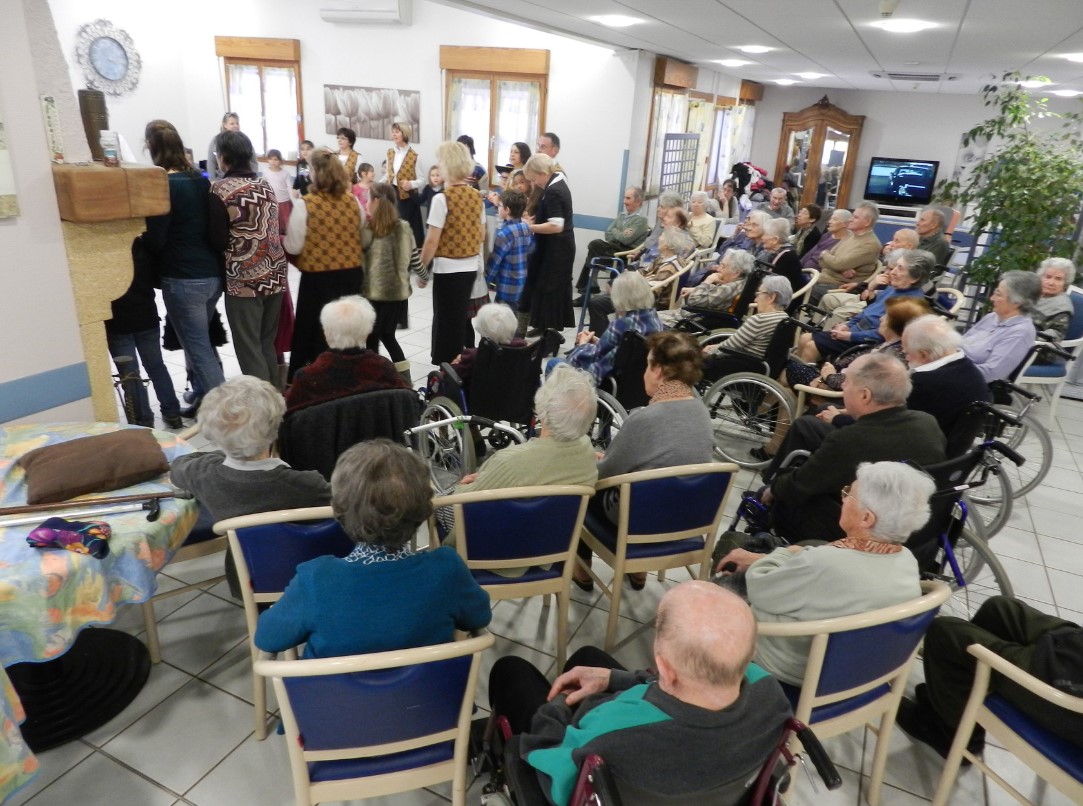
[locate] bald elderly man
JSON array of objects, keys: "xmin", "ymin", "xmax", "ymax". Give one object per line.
[{"xmin": 488, "ymin": 581, "xmax": 792, "ymax": 804}]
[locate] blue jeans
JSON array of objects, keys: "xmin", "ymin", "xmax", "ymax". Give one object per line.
[
  {"xmin": 161, "ymin": 276, "xmax": 225, "ymax": 398},
  {"xmin": 107, "ymin": 329, "xmax": 181, "ymax": 423}
]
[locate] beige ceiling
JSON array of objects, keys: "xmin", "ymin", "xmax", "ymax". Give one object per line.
[{"xmin": 438, "ymin": 0, "xmax": 1083, "ymax": 95}]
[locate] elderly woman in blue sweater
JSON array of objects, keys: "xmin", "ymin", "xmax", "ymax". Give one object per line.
[
  {"xmin": 255, "ymin": 439, "xmax": 491, "ymax": 658},
  {"xmin": 796, "ymin": 249, "xmax": 934, "ymax": 363}
]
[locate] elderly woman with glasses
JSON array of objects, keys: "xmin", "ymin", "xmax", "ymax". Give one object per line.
[
  {"xmin": 961, "ymin": 269, "xmax": 1040, "ymax": 382},
  {"xmin": 701, "ymin": 275, "xmax": 792, "ymax": 383},
  {"xmin": 714, "ymin": 461, "xmax": 930, "ymax": 685},
  {"xmin": 255, "ymin": 439, "xmax": 492, "ymax": 659},
  {"xmin": 796, "ymin": 249, "xmax": 934, "ymax": 363}
]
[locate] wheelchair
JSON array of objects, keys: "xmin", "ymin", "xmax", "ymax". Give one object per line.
[
  {"xmin": 479, "ymin": 712, "xmax": 840, "ymax": 806},
  {"xmin": 587, "ymin": 329, "xmax": 648, "ymax": 453},
  {"xmin": 406, "ymin": 330, "xmax": 563, "ymax": 493},
  {"xmin": 698, "ymin": 318, "xmax": 800, "ymax": 470}
]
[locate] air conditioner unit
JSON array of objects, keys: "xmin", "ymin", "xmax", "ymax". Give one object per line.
[{"xmin": 320, "ymin": 0, "xmax": 410, "ymax": 24}]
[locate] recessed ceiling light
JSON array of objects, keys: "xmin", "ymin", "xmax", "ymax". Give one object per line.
[
  {"xmin": 1052, "ymin": 89, "xmax": 1082, "ymax": 97},
  {"xmin": 775, "ymin": 79, "xmax": 798, "ymax": 85},
  {"xmin": 737, "ymin": 45, "xmax": 772, "ymax": 54},
  {"xmin": 796, "ymin": 72, "xmax": 826, "ymax": 80},
  {"xmin": 588, "ymin": 14, "xmax": 643, "ymax": 27},
  {"xmin": 714, "ymin": 59, "xmax": 751, "ymax": 67},
  {"xmin": 1062, "ymin": 53, "xmax": 1083, "ymax": 63},
  {"xmin": 1018, "ymin": 79, "xmax": 1052, "ymax": 88},
  {"xmin": 870, "ymin": 18, "xmax": 937, "ymax": 33},
  {"xmin": 904, "ymin": 61, "xmax": 921, "ymax": 66}
]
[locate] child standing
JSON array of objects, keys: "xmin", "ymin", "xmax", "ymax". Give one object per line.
[
  {"xmin": 263, "ymin": 149, "xmax": 294, "ymax": 237},
  {"xmin": 352, "ymin": 162, "xmax": 377, "ymax": 213},
  {"xmin": 361, "ymin": 182, "xmax": 430, "ymax": 379},
  {"xmin": 291, "ymin": 140, "xmax": 314, "ymax": 198},
  {"xmin": 417, "ymin": 165, "xmax": 444, "ymax": 225},
  {"xmin": 485, "ymin": 189, "xmax": 534, "ymax": 310}
]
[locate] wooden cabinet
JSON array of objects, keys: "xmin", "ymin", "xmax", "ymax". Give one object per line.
[{"xmin": 774, "ymin": 97, "xmax": 864, "ymax": 211}]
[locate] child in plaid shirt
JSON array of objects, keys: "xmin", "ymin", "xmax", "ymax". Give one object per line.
[{"xmin": 486, "ymin": 189, "xmax": 534, "ymax": 308}]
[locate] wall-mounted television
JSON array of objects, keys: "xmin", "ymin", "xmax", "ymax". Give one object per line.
[{"xmin": 863, "ymin": 157, "xmax": 940, "ymax": 207}]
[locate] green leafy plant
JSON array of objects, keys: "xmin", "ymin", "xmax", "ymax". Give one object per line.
[{"xmin": 935, "ymin": 71, "xmax": 1083, "ymax": 284}]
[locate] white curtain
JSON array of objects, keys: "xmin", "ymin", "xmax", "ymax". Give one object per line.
[
  {"xmin": 227, "ymin": 64, "xmax": 264, "ymax": 153},
  {"xmin": 646, "ymin": 90, "xmax": 689, "ymax": 195}
]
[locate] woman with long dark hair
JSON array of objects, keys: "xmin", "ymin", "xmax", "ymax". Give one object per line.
[{"xmin": 143, "ymin": 120, "xmax": 225, "ymax": 411}]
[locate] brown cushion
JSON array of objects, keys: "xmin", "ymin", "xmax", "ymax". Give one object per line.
[{"xmin": 17, "ymin": 429, "xmax": 170, "ymax": 505}]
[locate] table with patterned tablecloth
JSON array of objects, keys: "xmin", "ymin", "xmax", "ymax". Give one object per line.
[{"xmin": 0, "ymin": 422, "xmax": 196, "ymax": 803}]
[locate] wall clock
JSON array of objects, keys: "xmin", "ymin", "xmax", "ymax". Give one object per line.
[{"xmin": 75, "ymin": 20, "xmax": 142, "ymax": 97}]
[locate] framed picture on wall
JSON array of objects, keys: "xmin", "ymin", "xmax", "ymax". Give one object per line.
[
  {"xmin": 0, "ymin": 118, "xmax": 19, "ymax": 219},
  {"xmin": 324, "ymin": 85, "xmax": 420, "ymax": 142}
]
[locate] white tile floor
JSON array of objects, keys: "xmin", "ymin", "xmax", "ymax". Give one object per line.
[{"xmin": 11, "ymin": 271, "xmax": 1083, "ymax": 805}]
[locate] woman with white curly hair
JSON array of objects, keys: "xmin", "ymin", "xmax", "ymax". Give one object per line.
[
  {"xmin": 285, "ymin": 295, "xmax": 408, "ymax": 413},
  {"xmin": 170, "ymin": 375, "xmax": 332, "ymax": 597},
  {"xmin": 715, "ymin": 460, "xmax": 930, "ymax": 684}
]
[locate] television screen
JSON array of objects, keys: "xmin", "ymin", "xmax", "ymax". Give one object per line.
[{"xmin": 863, "ymin": 157, "xmax": 940, "ymax": 206}]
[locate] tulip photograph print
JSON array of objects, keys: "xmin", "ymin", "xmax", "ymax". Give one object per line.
[{"xmin": 324, "ymin": 85, "xmax": 421, "ymax": 141}]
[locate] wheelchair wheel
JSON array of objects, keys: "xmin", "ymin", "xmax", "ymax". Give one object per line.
[
  {"xmin": 962, "ymin": 463, "xmax": 1014, "ymax": 538},
  {"xmin": 939, "ymin": 516, "xmax": 1015, "ymax": 622},
  {"xmin": 702, "ymin": 373, "xmax": 796, "ymax": 470},
  {"xmin": 994, "ymin": 405, "xmax": 1053, "ymax": 499},
  {"xmin": 591, "ymin": 391, "xmax": 627, "ymax": 451},
  {"xmin": 418, "ymin": 397, "xmax": 476, "ymax": 495}
]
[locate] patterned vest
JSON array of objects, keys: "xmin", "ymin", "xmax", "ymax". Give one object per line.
[
  {"xmin": 342, "ymin": 151, "xmax": 359, "ymax": 184},
  {"xmin": 210, "ymin": 176, "xmax": 287, "ymax": 297},
  {"xmin": 388, "ymin": 147, "xmax": 418, "ymax": 200},
  {"xmin": 435, "ymin": 185, "xmax": 483, "ymax": 260},
  {"xmin": 298, "ymin": 193, "xmax": 363, "ymax": 272}
]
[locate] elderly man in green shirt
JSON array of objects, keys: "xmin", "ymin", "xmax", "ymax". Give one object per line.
[{"xmin": 574, "ymin": 186, "xmax": 650, "ymax": 301}]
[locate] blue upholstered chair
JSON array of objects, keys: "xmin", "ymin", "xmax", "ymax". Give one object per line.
[
  {"xmin": 435, "ymin": 485, "xmax": 593, "ymax": 669},
  {"xmin": 1017, "ymin": 286, "xmax": 1083, "ymax": 425},
  {"xmin": 756, "ymin": 579, "xmax": 952, "ymax": 806},
  {"xmin": 254, "ymin": 630, "xmax": 493, "ymax": 806},
  {"xmin": 578, "ymin": 463, "xmax": 737, "ymax": 651},
  {"xmin": 217, "ymin": 506, "xmax": 354, "ymax": 739},
  {"xmin": 931, "ymin": 643, "xmax": 1083, "ymax": 806}
]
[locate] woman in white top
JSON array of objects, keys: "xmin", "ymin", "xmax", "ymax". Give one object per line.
[
  {"xmin": 386, "ymin": 121, "xmax": 426, "ymax": 248},
  {"xmin": 420, "ymin": 141, "xmax": 487, "ymax": 365}
]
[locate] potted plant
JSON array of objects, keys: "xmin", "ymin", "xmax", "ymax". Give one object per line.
[{"xmin": 935, "ymin": 71, "xmax": 1083, "ymax": 289}]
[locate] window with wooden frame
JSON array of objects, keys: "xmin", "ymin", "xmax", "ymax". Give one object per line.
[
  {"xmin": 440, "ymin": 47, "xmax": 548, "ymax": 182},
  {"xmin": 214, "ymin": 37, "xmax": 303, "ymax": 159}
]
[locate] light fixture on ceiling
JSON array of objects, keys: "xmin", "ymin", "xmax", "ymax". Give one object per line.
[
  {"xmin": 1052, "ymin": 89, "xmax": 1082, "ymax": 97},
  {"xmin": 776, "ymin": 79, "xmax": 798, "ymax": 85},
  {"xmin": 796, "ymin": 72, "xmax": 826, "ymax": 80},
  {"xmin": 737, "ymin": 45, "xmax": 772, "ymax": 54},
  {"xmin": 1018, "ymin": 79, "xmax": 1053, "ymax": 89},
  {"xmin": 588, "ymin": 14, "xmax": 643, "ymax": 27},
  {"xmin": 1062, "ymin": 53, "xmax": 1083, "ymax": 63},
  {"xmin": 871, "ymin": 18, "xmax": 936, "ymax": 33},
  {"xmin": 715, "ymin": 59, "xmax": 751, "ymax": 67}
]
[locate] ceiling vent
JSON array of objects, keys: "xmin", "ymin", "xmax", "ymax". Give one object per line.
[
  {"xmin": 870, "ymin": 71, "xmax": 961, "ymax": 82},
  {"xmin": 320, "ymin": 0, "xmax": 411, "ymax": 24}
]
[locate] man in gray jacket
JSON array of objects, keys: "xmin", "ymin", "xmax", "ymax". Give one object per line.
[{"xmin": 487, "ymin": 582, "xmax": 792, "ymax": 803}]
